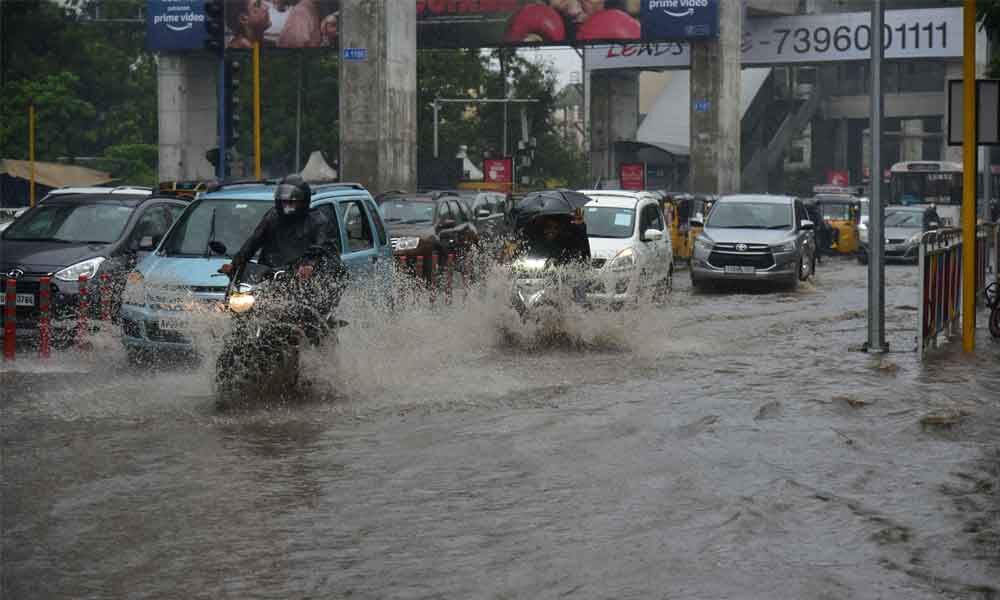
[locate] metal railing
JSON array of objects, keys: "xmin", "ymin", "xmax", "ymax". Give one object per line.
[{"xmin": 918, "ymin": 228, "xmax": 963, "ymax": 357}]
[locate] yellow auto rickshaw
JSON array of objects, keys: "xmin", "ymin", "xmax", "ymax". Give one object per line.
[
  {"xmin": 813, "ymin": 187, "xmax": 861, "ymax": 255},
  {"xmin": 158, "ymin": 180, "xmax": 213, "ymax": 199},
  {"xmin": 661, "ymin": 193, "xmax": 715, "ymax": 262}
]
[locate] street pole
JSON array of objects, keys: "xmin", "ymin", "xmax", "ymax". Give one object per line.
[
  {"xmin": 295, "ymin": 52, "xmax": 302, "ymax": 172},
  {"xmin": 866, "ymin": 0, "xmax": 887, "ymax": 353},
  {"xmin": 961, "ymin": 0, "xmax": 977, "ymax": 352},
  {"xmin": 501, "ymin": 50, "xmax": 509, "ymax": 157},
  {"xmin": 217, "ymin": 56, "xmax": 227, "ymax": 180},
  {"xmin": 253, "ymin": 40, "xmax": 262, "ymax": 180},
  {"xmin": 28, "ymin": 102, "xmax": 35, "ymax": 207},
  {"xmin": 433, "ymin": 99, "xmax": 439, "ymax": 158}
]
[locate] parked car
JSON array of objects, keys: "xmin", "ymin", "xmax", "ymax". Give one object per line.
[
  {"xmin": 577, "ymin": 190, "xmax": 674, "ymax": 305},
  {"xmin": 375, "ymin": 192, "xmax": 480, "ymax": 271},
  {"xmin": 690, "ymin": 194, "xmax": 816, "ymax": 290},
  {"xmin": 857, "ymin": 206, "xmax": 935, "ymax": 265},
  {"xmin": 119, "ymin": 182, "xmax": 392, "ymax": 360},
  {"xmin": 433, "ymin": 190, "xmax": 511, "ymax": 242},
  {"xmin": 0, "ymin": 189, "xmax": 188, "ymax": 343}
]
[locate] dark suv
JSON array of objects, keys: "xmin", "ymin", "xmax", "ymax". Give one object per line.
[
  {"xmin": 375, "ymin": 191, "xmax": 479, "ymax": 271},
  {"xmin": 1, "ymin": 191, "xmax": 189, "ymax": 341},
  {"xmin": 426, "ymin": 190, "xmax": 510, "ymax": 241}
]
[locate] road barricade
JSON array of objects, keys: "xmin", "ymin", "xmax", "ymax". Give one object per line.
[
  {"xmin": 918, "ymin": 228, "xmax": 963, "ymax": 357},
  {"xmin": 395, "ymin": 253, "xmax": 466, "ymax": 307},
  {"xmin": 976, "ymin": 223, "xmax": 999, "ymax": 300},
  {"xmin": 0, "ymin": 274, "xmax": 116, "ymax": 361}
]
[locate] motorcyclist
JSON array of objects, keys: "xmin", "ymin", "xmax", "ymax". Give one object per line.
[
  {"xmin": 523, "ymin": 209, "xmax": 591, "ymax": 266},
  {"xmin": 222, "ymin": 174, "xmax": 343, "ymax": 280}
]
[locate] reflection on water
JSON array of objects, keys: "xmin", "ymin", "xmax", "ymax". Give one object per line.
[{"xmin": 3, "ymin": 260, "xmax": 999, "ymax": 598}]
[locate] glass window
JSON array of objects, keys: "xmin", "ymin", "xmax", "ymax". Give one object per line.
[
  {"xmin": 450, "ymin": 200, "xmax": 467, "ymax": 224},
  {"xmin": 706, "ymin": 202, "xmax": 793, "ymax": 229},
  {"xmin": 365, "ymin": 199, "xmax": 387, "ymax": 246},
  {"xmin": 341, "ymin": 201, "xmax": 374, "ymax": 252},
  {"xmin": 161, "ymin": 199, "xmax": 271, "ymax": 257},
  {"xmin": 923, "ymin": 117, "xmax": 943, "ymax": 133},
  {"xmin": 922, "ymin": 138, "xmax": 942, "ymax": 161},
  {"xmin": 380, "ymin": 201, "xmax": 435, "ymax": 224},
  {"xmin": 583, "ymin": 206, "xmax": 635, "ymax": 238},
  {"xmin": 2, "ymin": 203, "xmax": 135, "ymax": 243},
  {"xmin": 437, "ymin": 201, "xmax": 454, "ymax": 223},
  {"xmin": 312, "ymin": 204, "xmax": 343, "ymax": 253},
  {"xmin": 641, "ymin": 204, "xmax": 664, "ymax": 232},
  {"xmin": 128, "ymin": 204, "xmax": 173, "ymax": 250}
]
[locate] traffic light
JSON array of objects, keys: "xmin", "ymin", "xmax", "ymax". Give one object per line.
[
  {"xmin": 224, "ymin": 59, "xmax": 242, "ymax": 146},
  {"xmin": 204, "ymin": 0, "xmax": 224, "ymax": 54}
]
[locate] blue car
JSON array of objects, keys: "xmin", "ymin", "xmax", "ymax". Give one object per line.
[{"xmin": 120, "ymin": 182, "xmax": 392, "ymax": 360}]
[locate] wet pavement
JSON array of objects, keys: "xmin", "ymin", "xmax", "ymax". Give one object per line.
[{"xmin": 2, "ymin": 259, "xmax": 999, "ymax": 599}]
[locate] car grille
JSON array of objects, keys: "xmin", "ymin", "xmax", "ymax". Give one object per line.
[
  {"xmin": 887, "ymin": 239, "xmax": 906, "ymax": 245},
  {"xmin": 708, "ymin": 247, "xmax": 775, "ymax": 269},
  {"xmin": 144, "ymin": 322, "xmax": 190, "ymax": 344}
]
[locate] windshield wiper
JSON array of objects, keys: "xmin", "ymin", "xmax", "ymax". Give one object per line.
[
  {"xmin": 767, "ymin": 225, "xmax": 792, "ymax": 229},
  {"xmin": 401, "ymin": 219, "xmax": 431, "ymax": 224},
  {"xmin": 204, "ymin": 207, "xmax": 218, "ymax": 258}
]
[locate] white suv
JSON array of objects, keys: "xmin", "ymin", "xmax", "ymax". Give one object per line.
[{"xmin": 577, "ymin": 190, "xmax": 674, "ymax": 305}]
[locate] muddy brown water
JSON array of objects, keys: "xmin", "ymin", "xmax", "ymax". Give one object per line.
[{"xmin": 2, "ymin": 260, "xmax": 999, "ymax": 598}]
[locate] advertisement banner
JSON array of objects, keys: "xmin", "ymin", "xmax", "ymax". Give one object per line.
[
  {"xmin": 585, "ymin": 7, "xmax": 962, "ymax": 70},
  {"xmin": 485, "ymin": 158, "xmax": 514, "ymax": 184},
  {"xmin": 619, "ymin": 162, "xmax": 646, "ymax": 190},
  {"xmin": 146, "ymin": 0, "xmax": 208, "ymax": 51},
  {"xmin": 826, "ymin": 170, "xmax": 850, "ymax": 187},
  {"xmin": 148, "ymin": 0, "xmax": 722, "ymax": 51}
]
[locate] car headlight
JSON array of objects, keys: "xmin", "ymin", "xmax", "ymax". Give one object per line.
[
  {"xmin": 227, "ymin": 292, "xmax": 256, "ymax": 314},
  {"xmin": 395, "ymin": 237, "xmax": 420, "ymax": 251},
  {"xmin": 694, "ymin": 236, "xmax": 714, "ymax": 252},
  {"xmin": 772, "ymin": 240, "xmax": 796, "ymax": 253},
  {"xmin": 608, "ymin": 247, "xmax": 636, "ymax": 271},
  {"xmin": 55, "ymin": 257, "xmax": 105, "ymax": 282}
]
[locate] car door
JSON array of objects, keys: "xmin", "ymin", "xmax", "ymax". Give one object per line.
[
  {"xmin": 363, "ymin": 197, "xmax": 392, "ymax": 260},
  {"xmin": 449, "ymin": 200, "xmax": 477, "ymax": 249},
  {"xmin": 636, "ymin": 202, "xmax": 663, "ymax": 277},
  {"xmin": 435, "ymin": 200, "xmax": 458, "ymax": 252},
  {"xmin": 794, "ymin": 200, "xmax": 815, "ymax": 258},
  {"xmin": 336, "ymin": 198, "xmax": 379, "ymax": 279}
]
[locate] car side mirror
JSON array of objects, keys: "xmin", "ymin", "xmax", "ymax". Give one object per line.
[
  {"xmin": 689, "ymin": 219, "xmax": 704, "ymax": 228},
  {"xmin": 643, "ymin": 228, "xmax": 664, "ymax": 242},
  {"xmin": 800, "ymin": 219, "xmax": 815, "ymax": 231},
  {"xmin": 139, "ymin": 236, "xmax": 156, "ymax": 251},
  {"xmin": 208, "ymin": 240, "xmax": 228, "ymax": 255},
  {"xmin": 439, "ymin": 218, "xmax": 457, "ymax": 229}
]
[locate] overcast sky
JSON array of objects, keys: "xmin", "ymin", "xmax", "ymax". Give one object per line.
[{"xmin": 521, "ymin": 47, "xmax": 583, "ymax": 91}]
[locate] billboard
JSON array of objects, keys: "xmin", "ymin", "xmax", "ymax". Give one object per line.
[
  {"xmin": 484, "ymin": 158, "xmax": 514, "ymax": 184},
  {"xmin": 619, "ymin": 162, "xmax": 645, "ymax": 190},
  {"xmin": 147, "ymin": 0, "xmax": 720, "ymax": 51},
  {"xmin": 585, "ymin": 7, "xmax": 962, "ymax": 70}
]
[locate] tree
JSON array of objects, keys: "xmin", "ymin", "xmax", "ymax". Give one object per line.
[{"xmin": 979, "ymin": 1, "xmax": 1000, "ymax": 77}]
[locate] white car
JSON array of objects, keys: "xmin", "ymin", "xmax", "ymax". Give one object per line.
[{"xmin": 577, "ymin": 190, "xmax": 674, "ymax": 305}]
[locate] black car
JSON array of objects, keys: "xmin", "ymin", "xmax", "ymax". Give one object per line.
[
  {"xmin": 375, "ymin": 191, "xmax": 479, "ymax": 274},
  {"xmin": 0, "ymin": 191, "xmax": 189, "ymax": 341},
  {"xmin": 425, "ymin": 189, "xmax": 511, "ymax": 241}
]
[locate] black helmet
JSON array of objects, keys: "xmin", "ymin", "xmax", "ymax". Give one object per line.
[{"xmin": 275, "ymin": 174, "xmax": 311, "ymax": 218}]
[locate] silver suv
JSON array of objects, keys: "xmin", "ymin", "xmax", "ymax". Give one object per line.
[{"xmin": 690, "ymin": 194, "xmax": 816, "ymax": 290}]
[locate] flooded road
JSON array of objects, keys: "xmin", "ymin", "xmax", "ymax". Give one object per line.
[{"xmin": 3, "ymin": 260, "xmax": 999, "ymax": 598}]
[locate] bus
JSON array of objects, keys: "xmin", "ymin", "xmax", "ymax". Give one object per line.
[{"xmin": 888, "ymin": 161, "xmax": 963, "ymax": 227}]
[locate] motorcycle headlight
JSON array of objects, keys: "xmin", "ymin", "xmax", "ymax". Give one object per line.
[
  {"xmin": 55, "ymin": 257, "xmax": 105, "ymax": 282},
  {"xmin": 227, "ymin": 292, "xmax": 256, "ymax": 313},
  {"xmin": 395, "ymin": 237, "xmax": 420, "ymax": 251},
  {"xmin": 608, "ymin": 247, "xmax": 636, "ymax": 271},
  {"xmin": 772, "ymin": 240, "xmax": 796, "ymax": 253}
]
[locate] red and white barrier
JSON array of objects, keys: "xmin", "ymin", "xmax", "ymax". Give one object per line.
[
  {"xmin": 394, "ymin": 253, "xmax": 465, "ymax": 307},
  {"xmin": 99, "ymin": 273, "xmax": 112, "ymax": 322},
  {"xmin": 4, "ymin": 278, "xmax": 15, "ymax": 361}
]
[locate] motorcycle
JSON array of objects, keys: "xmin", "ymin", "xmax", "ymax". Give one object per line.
[
  {"xmin": 211, "ymin": 242, "xmax": 346, "ymax": 410},
  {"xmin": 510, "ymin": 255, "xmax": 589, "ymax": 321}
]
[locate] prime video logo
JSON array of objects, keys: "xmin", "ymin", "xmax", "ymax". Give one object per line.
[
  {"xmin": 647, "ymin": 0, "xmax": 708, "ymax": 18},
  {"xmin": 153, "ymin": 11, "xmax": 205, "ymax": 31}
]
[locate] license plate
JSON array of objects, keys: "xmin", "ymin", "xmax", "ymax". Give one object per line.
[
  {"xmin": 724, "ymin": 266, "xmax": 755, "ymax": 274},
  {"xmin": 157, "ymin": 318, "xmax": 189, "ymax": 331},
  {"xmin": 15, "ymin": 293, "xmax": 34, "ymax": 307}
]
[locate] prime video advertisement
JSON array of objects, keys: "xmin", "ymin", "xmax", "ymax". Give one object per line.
[{"xmin": 146, "ymin": 0, "xmax": 720, "ymax": 51}]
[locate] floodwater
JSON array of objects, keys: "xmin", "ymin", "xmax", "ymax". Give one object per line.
[{"xmin": 2, "ymin": 260, "xmax": 999, "ymax": 599}]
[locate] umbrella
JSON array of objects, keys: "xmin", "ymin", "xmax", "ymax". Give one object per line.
[{"xmin": 511, "ymin": 189, "xmax": 591, "ymax": 230}]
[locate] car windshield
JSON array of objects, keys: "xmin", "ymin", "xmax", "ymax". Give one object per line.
[
  {"xmin": 820, "ymin": 203, "xmax": 854, "ymax": 220},
  {"xmin": 885, "ymin": 211, "xmax": 923, "ymax": 228},
  {"xmin": 161, "ymin": 199, "xmax": 271, "ymax": 257},
  {"xmin": 1, "ymin": 203, "xmax": 135, "ymax": 243},
  {"xmin": 584, "ymin": 206, "xmax": 635, "ymax": 238},
  {"xmin": 380, "ymin": 201, "xmax": 435, "ymax": 224},
  {"xmin": 706, "ymin": 202, "xmax": 793, "ymax": 229}
]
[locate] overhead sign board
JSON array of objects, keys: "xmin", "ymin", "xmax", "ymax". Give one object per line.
[
  {"xmin": 620, "ymin": 162, "xmax": 646, "ymax": 190},
  {"xmin": 641, "ymin": 0, "xmax": 719, "ymax": 41},
  {"xmin": 585, "ymin": 7, "xmax": 962, "ymax": 70},
  {"xmin": 342, "ymin": 48, "xmax": 368, "ymax": 61},
  {"xmin": 947, "ymin": 79, "xmax": 1000, "ymax": 146},
  {"xmin": 146, "ymin": 0, "xmax": 208, "ymax": 51}
]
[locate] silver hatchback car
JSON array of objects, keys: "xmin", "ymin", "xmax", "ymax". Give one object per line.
[{"xmin": 690, "ymin": 194, "xmax": 817, "ymax": 290}]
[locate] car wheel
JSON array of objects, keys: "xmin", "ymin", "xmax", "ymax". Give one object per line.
[{"xmin": 798, "ymin": 252, "xmax": 812, "ymax": 282}]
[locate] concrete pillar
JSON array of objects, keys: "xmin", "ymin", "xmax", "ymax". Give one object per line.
[
  {"xmin": 588, "ymin": 70, "xmax": 639, "ymax": 183},
  {"xmin": 339, "ymin": 0, "xmax": 416, "ymax": 192},
  {"xmin": 689, "ymin": 0, "xmax": 742, "ymax": 195},
  {"xmin": 157, "ymin": 54, "xmax": 218, "ymax": 182}
]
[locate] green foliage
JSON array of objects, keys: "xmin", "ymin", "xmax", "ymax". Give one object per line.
[
  {"xmin": 980, "ymin": 0, "xmax": 1000, "ymax": 77},
  {"xmin": 0, "ymin": 72, "xmax": 97, "ymax": 159},
  {"xmin": 97, "ymin": 143, "xmax": 158, "ymax": 186}
]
